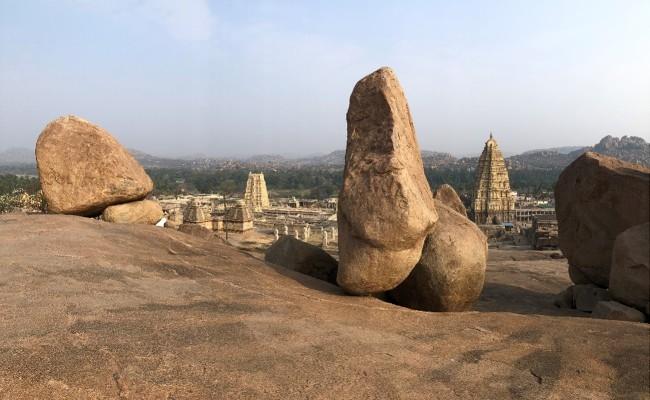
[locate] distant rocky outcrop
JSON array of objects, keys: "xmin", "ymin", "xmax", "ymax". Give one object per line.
[
  {"xmin": 265, "ymin": 236, "xmax": 338, "ymax": 284},
  {"xmin": 555, "ymin": 152, "xmax": 650, "ymax": 287},
  {"xmin": 575, "ymin": 135, "xmax": 650, "ymax": 167},
  {"xmin": 388, "ymin": 200, "xmax": 487, "ymax": 311},
  {"xmin": 337, "ymin": 67, "xmax": 438, "ymax": 294}
]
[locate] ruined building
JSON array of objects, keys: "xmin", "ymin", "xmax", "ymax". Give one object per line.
[
  {"xmin": 244, "ymin": 172, "xmax": 270, "ymax": 212},
  {"xmin": 471, "ymin": 133, "xmax": 515, "ymax": 224}
]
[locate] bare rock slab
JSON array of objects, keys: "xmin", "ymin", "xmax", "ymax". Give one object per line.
[
  {"xmin": 265, "ymin": 236, "xmax": 338, "ymax": 284},
  {"xmin": 102, "ymin": 200, "xmax": 163, "ymax": 225},
  {"xmin": 337, "ymin": 67, "xmax": 438, "ymax": 294},
  {"xmin": 573, "ymin": 283, "xmax": 610, "ymax": 312},
  {"xmin": 36, "ymin": 115, "xmax": 154, "ymax": 216},
  {"xmin": 433, "ymin": 184, "xmax": 467, "ymax": 217},
  {"xmin": 555, "ymin": 152, "xmax": 650, "ymax": 287},
  {"xmin": 1, "ymin": 214, "xmax": 649, "ymax": 399},
  {"xmin": 609, "ymin": 223, "xmax": 650, "ymax": 312},
  {"xmin": 388, "ymin": 201, "xmax": 487, "ymax": 311},
  {"xmin": 592, "ymin": 301, "xmax": 646, "ymax": 323}
]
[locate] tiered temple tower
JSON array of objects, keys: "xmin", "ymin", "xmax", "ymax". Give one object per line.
[
  {"xmin": 471, "ymin": 133, "xmax": 515, "ymax": 224},
  {"xmin": 243, "ymin": 172, "xmax": 270, "ymax": 212}
]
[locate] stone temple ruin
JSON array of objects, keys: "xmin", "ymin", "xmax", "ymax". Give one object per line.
[
  {"xmin": 224, "ymin": 201, "xmax": 254, "ymax": 232},
  {"xmin": 471, "ymin": 133, "xmax": 516, "ymax": 225},
  {"xmin": 244, "ymin": 172, "xmax": 270, "ymax": 212}
]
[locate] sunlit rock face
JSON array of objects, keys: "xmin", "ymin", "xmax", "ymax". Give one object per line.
[{"xmin": 337, "ymin": 67, "xmax": 437, "ymax": 294}]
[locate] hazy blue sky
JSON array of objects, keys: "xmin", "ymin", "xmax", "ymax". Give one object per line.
[{"xmin": 1, "ymin": 0, "xmax": 648, "ymax": 157}]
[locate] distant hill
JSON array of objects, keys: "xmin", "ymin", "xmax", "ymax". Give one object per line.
[
  {"xmin": 522, "ymin": 146, "xmax": 585, "ymax": 155},
  {"xmin": 0, "ymin": 148, "xmax": 34, "ymax": 165},
  {"xmin": 1, "ymin": 135, "xmax": 647, "ymax": 171}
]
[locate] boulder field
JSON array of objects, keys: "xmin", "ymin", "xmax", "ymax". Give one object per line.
[{"xmin": 0, "ymin": 214, "xmax": 648, "ymax": 399}]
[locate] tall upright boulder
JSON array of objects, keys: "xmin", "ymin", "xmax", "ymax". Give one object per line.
[
  {"xmin": 36, "ymin": 115, "xmax": 153, "ymax": 216},
  {"xmin": 337, "ymin": 67, "xmax": 438, "ymax": 294},
  {"xmin": 609, "ymin": 223, "xmax": 650, "ymax": 313},
  {"xmin": 554, "ymin": 152, "xmax": 650, "ymax": 287},
  {"xmin": 433, "ymin": 184, "xmax": 467, "ymax": 217},
  {"xmin": 388, "ymin": 200, "xmax": 487, "ymax": 312}
]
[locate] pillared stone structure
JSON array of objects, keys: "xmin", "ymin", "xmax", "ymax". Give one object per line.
[{"xmin": 471, "ymin": 133, "xmax": 515, "ymax": 224}]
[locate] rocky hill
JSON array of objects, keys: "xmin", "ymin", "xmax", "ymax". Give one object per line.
[
  {"xmin": 572, "ymin": 135, "xmax": 650, "ymax": 167},
  {"xmin": 1, "ymin": 213, "xmax": 648, "ymax": 398}
]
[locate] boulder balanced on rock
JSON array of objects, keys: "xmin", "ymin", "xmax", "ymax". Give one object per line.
[
  {"xmin": 388, "ymin": 200, "xmax": 487, "ymax": 311},
  {"xmin": 554, "ymin": 152, "xmax": 650, "ymax": 287},
  {"xmin": 337, "ymin": 67, "xmax": 438, "ymax": 294},
  {"xmin": 36, "ymin": 115, "xmax": 153, "ymax": 216}
]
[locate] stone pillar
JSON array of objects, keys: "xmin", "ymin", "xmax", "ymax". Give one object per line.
[
  {"xmin": 303, "ymin": 225, "xmax": 310, "ymax": 241},
  {"xmin": 330, "ymin": 226, "xmax": 337, "ymax": 240},
  {"xmin": 273, "ymin": 228, "xmax": 279, "ymax": 241},
  {"xmin": 322, "ymin": 230, "xmax": 329, "ymax": 248},
  {"xmin": 283, "ymin": 225, "xmax": 289, "ymax": 235},
  {"xmin": 293, "ymin": 228, "xmax": 300, "ymax": 240}
]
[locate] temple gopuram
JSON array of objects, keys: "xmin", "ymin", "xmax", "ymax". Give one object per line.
[
  {"xmin": 244, "ymin": 172, "xmax": 270, "ymax": 212},
  {"xmin": 471, "ymin": 133, "xmax": 515, "ymax": 224}
]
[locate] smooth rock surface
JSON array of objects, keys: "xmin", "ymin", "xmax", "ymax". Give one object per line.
[
  {"xmin": 554, "ymin": 152, "xmax": 650, "ymax": 287},
  {"xmin": 265, "ymin": 236, "xmax": 338, "ymax": 284},
  {"xmin": 388, "ymin": 201, "xmax": 487, "ymax": 311},
  {"xmin": 0, "ymin": 214, "xmax": 648, "ymax": 399},
  {"xmin": 102, "ymin": 200, "xmax": 163, "ymax": 225},
  {"xmin": 609, "ymin": 223, "xmax": 650, "ymax": 312},
  {"xmin": 36, "ymin": 115, "xmax": 153, "ymax": 216},
  {"xmin": 178, "ymin": 223, "xmax": 216, "ymax": 240},
  {"xmin": 337, "ymin": 67, "xmax": 437, "ymax": 294},
  {"xmin": 433, "ymin": 184, "xmax": 467, "ymax": 217},
  {"xmin": 592, "ymin": 301, "xmax": 646, "ymax": 323},
  {"xmin": 573, "ymin": 284, "xmax": 610, "ymax": 312}
]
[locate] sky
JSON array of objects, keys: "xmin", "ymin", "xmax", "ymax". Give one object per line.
[{"xmin": 0, "ymin": 0, "xmax": 648, "ymax": 157}]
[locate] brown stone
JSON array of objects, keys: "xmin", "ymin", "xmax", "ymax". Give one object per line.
[
  {"xmin": 388, "ymin": 201, "xmax": 487, "ymax": 311},
  {"xmin": 337, "ymin": 67, "xmax": 438, "ymax": 294},
  {"xmin": 555, "ymin": 152, "xmax": 650, "ymax": 287},
  {"xmin": 102, "ymin": 200, "xmax": 163, "ymax": 225},
  {"xmin": 433, "ymin": 184, "xmax": 467, "ymax": 217},
  {"xmin": 265, "ymin": 236, "xmax": 338, "ymax": 284},
  {"xmin": 609, "ymin": 223, "xmax": 650, "ymax": 312},
  {"xmin": 573, "ymin": 284, "xmax": 610, "ymax": 312},
  {"xmin": 592, "ymin": 301, "xmax": 646, "ymax": 323},
  {"xmin": 553, "ymin": 286, "xmax": 574, "ymax": 309},
  {"xmin": 0, "ymin": 214, "xmax": 649, "ymax": 398},
  {"xmin": 35, "ymin": 115, "xmax": 153, "ymax": 216}
]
